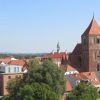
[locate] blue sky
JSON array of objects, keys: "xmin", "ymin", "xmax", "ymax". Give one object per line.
[{"xmin": 0, "ymin": 0, "xmax": 100, "ymax": 53}]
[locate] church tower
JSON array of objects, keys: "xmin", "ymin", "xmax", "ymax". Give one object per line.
[
  {"xmin": 81, "ymin": 16, "xmax": 100, "ymax": 72},
  {"xmin": 57, "ymin": 42, "xmax": 60, "ymax": 53}
]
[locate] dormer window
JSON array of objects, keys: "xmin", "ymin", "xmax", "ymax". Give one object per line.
[{"xmin": 8, "ymin": 67, "xmax": 10, "ymax": 72}]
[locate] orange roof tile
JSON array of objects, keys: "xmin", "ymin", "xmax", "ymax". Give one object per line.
[
  {"xmin": 70, "ymin": 72, "xmax": 100, "ymax": 86},
  {"xmin": 0, "ymin": 57, "xmax": 11, "ymax": 64},
  {"xmin": 43, "ymin": 52, "xmax": 68, "ymax": 59},
  {"xmin": 61, "ymin": 64, "xmax": 77, "ymax": 72},
  {"xmin": 9, "ymin": 60, "xmax": 26, "ymax": 67},
  {"xmin": 82, "ymin": 18, "xmax": 100, "ymax": 36}
]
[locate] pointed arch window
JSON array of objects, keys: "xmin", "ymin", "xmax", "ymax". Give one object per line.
[{"xmin": 96, "ymin": 36, "xmax": 100, "ymax": 44}]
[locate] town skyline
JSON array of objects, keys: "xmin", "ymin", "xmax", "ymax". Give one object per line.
[{"xmin": 0, "ymin": 0, "xmax": 100, "ymax": 53}]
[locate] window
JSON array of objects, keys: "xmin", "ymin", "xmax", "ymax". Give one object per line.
[
  {"xmin": 97, "ymin": 64, "xmax": 100, "ymax": 71},
  {"xmin": 8, "ymin": 67, "xmax": 10, "ymax": 72},
  {"xmin": 14, "ymin": 67, "xmax": 16, "ymax": 72},
  {"xmin": 8, "ymin": 76, "xmax": 11, "ymax": 79},
  {"xmin": 94, "ymin": 51, "xmax": 100, "ymax": 60},
  {"xmin": 96, "ymin": 38, "xmax": 100, "ymax": 43},
  {"xmin": 17, "ymin": 67, "xmax": 19, "ymax": 72},
  {"xmin": 96, "ymin": 36, "xmax": 100, "ymax": 44},
  {"xmin": 19, "ymin": 75, "xmax": 21, "ymax": 78}
]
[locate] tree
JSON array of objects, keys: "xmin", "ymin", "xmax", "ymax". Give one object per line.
[
  {"xmin": 5, "ymin": 59, "xmax": 66, "ymax": 100},
  {"xmin": 67, "ymin": 83, "xmax": 100, "ymax": 100},
  {"xmin": 23, "ymin": 59, "xmax": 66, "ymax": 95},
  {"xmin": 41, "ymin": 60, "xmax": 66, "ymax": 95}
]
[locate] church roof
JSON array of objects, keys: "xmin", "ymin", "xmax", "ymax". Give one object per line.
[
  {"xmin": 82, "ymin": 17, "xmax": 100, "ymax": 36},
  {"xmin": 72, "ymin": 43, "xmax": 82, "ymax": 55}
]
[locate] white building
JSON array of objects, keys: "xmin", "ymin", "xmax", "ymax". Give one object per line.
[{"xmin": 0, "ymin": 64, "xmax": 22, "ymax": 73}]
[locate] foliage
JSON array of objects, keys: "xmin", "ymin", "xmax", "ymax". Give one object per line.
[
  {"xmin": 24, "ymin": 59, "xmax": 66, "ymax": 95},
  {"xmin": 67, "ymin": 83, "xmax": 100, "ymax": 100},
  {"xmin": 5, "ymin": 59, "xmax": 66, "ymax": 100}
]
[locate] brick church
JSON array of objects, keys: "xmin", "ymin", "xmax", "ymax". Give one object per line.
[{"xmin": 69, "ymin": 16, "xmax": 100, "ymax": 72}]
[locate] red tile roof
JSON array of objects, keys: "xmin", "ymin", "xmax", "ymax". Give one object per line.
[
  {"xmin": 8, "ymin": 60, "xmax": 26, "ymax": 67},
  {"xmin": 82, "ymin": 18, "xmax": 100, "ymax": 36},
  {"xmin": 71, "ymin": 72, "xmax": 100, "ymax": 86},
  {"xmin": 66, "ymin": 65, "xmax": 77, "ymax": 71},
  {"xmin": 61, "ymin": 64, "xmax": 77, "ymax": 72},
  {"xmin": 0, "ymin": 57, "xmax": 12, "ymax": 64},
  {"xmin": 43, "ymin": 52, "xmax": 68, "ymax": 59}
]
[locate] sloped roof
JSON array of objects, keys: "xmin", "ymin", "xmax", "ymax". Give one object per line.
[
  {"xmin": 82, "ymin": 17, "xmax": 100, "ymax": 36},
  {"xmin": 43, "ymin": 52, "xmax": 68, "ymax": 59},
  {"xmin": 66, "ymin": 64, "xmax": 77, "ymax": 72},
  {"xmin": 8, "ymin": 60, "xmax": 26, "ymax": 67},
  {"xmin": 71, "ymin": 72, "xmax": 100, "ymax": 86},
  {"xmin": 72, "ymin": 43, "xmax": 82, "ymax": 55},
  {"xmin": 0, "ymin": 57, "xmax": 12, "ymax": 64},
  {"xmin": 61, "ymin": 64, "xmax": 78, "ymax": 72}
]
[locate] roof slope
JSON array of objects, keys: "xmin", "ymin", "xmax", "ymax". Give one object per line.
[
  {"xmin": 82, "ymin": 18, "xmax": 100, "ymax": 36},
  {"xmin": 43, "ymin": 52, "xmax": 67, "ymax": 59},
  {"xmin": 72, "ymin": 43, "xmax": 82, "ymax": 55},
  {"xmin": 8, "ymin": 60, "xmax": 26, "ymax": 67}
]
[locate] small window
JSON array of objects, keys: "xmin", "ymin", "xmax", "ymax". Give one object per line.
[
  {"xmin": 17, "ymin": 67, "xmax": 19, "ymax": 72},
  {"xmin": 14, "ymin": 67, "xmax": 16, "ymax": 72},
  {"xmin": 8, "ymin": 67, "xmax": 10, "ymax": 72},
  {"xmin": 96, "ymin": 37, "xmax": 100, "ymax": 44},
  {"xmin": 19, "ymin": 75, "xmax": 21, "ymax": 78},
  {"xmin": 97, "ymin": 64, "xmax": 100, "ymax": 71},
  {"xmin": 8, "ymin": 76, "xmax": 11, "ymax": 79}
]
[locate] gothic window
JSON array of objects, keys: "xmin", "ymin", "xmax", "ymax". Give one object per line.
[
  {"xmin": 96, "ymin": 36, "xmax": 100, "ymax": 44},
  {"xmin": 97, "ymin": 51, "xmax": 100, "ymax": 58},
  {"xmin": 97, "ymin": 64, "xmax": 100, "ymax": 71},
  {"xmin": 96, "ymin": 38, "xmax": 100, "ymax": 43},
  {"xmin": 94, "ymin": 51, "xmax": 100, "ymax": 60}
]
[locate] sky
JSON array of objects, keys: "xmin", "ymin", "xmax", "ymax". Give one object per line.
[{"xmin": 0, "ymin": 0, "xmax": 100, "ymax": 53}]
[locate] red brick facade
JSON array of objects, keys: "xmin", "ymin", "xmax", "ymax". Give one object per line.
[
  {"xmin": 70, "ymin": 17, "xmax": 100, "ymax": 72},
  {"xmin": 0, "ymin": 73, "xmax": 23, "ymax": 95}
]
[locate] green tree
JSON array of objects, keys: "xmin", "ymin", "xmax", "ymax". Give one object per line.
[
  {"xmin": 23, "ymin": 59, "xmax": 66, "ymax": 95},
  {"xmin": 41, "ymin": 60, "xmax": 66, "ymax": 95},
  {"xmin": 67, "ymin": 83, "xmax": 100, "ymax": 100},
  {"xmin": 5, "ymin": 59, "xmax": 66, "ymax": 100}
]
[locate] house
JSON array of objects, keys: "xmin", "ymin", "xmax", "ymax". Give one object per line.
[
  {"xmin": 42, "ymin": 52, "xmax": 68, "ymax": 67},
  {"xmin": 62, "ymin": 64, "xmax": 79, "ymax": 75},
  {"xmin": 0, "ymin": 73, "xmax": 23, "ymax": 95},
  {"xmin": 0, "ymin": 64, "xmax": 22, "ymax": 73},
  {"xmin": 8, "ymin": 60, "xmax": 27, "ymax": 72},
  {"xmin": 66, "ymin": 72, "xmax": 100, "ymax": 89}
]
